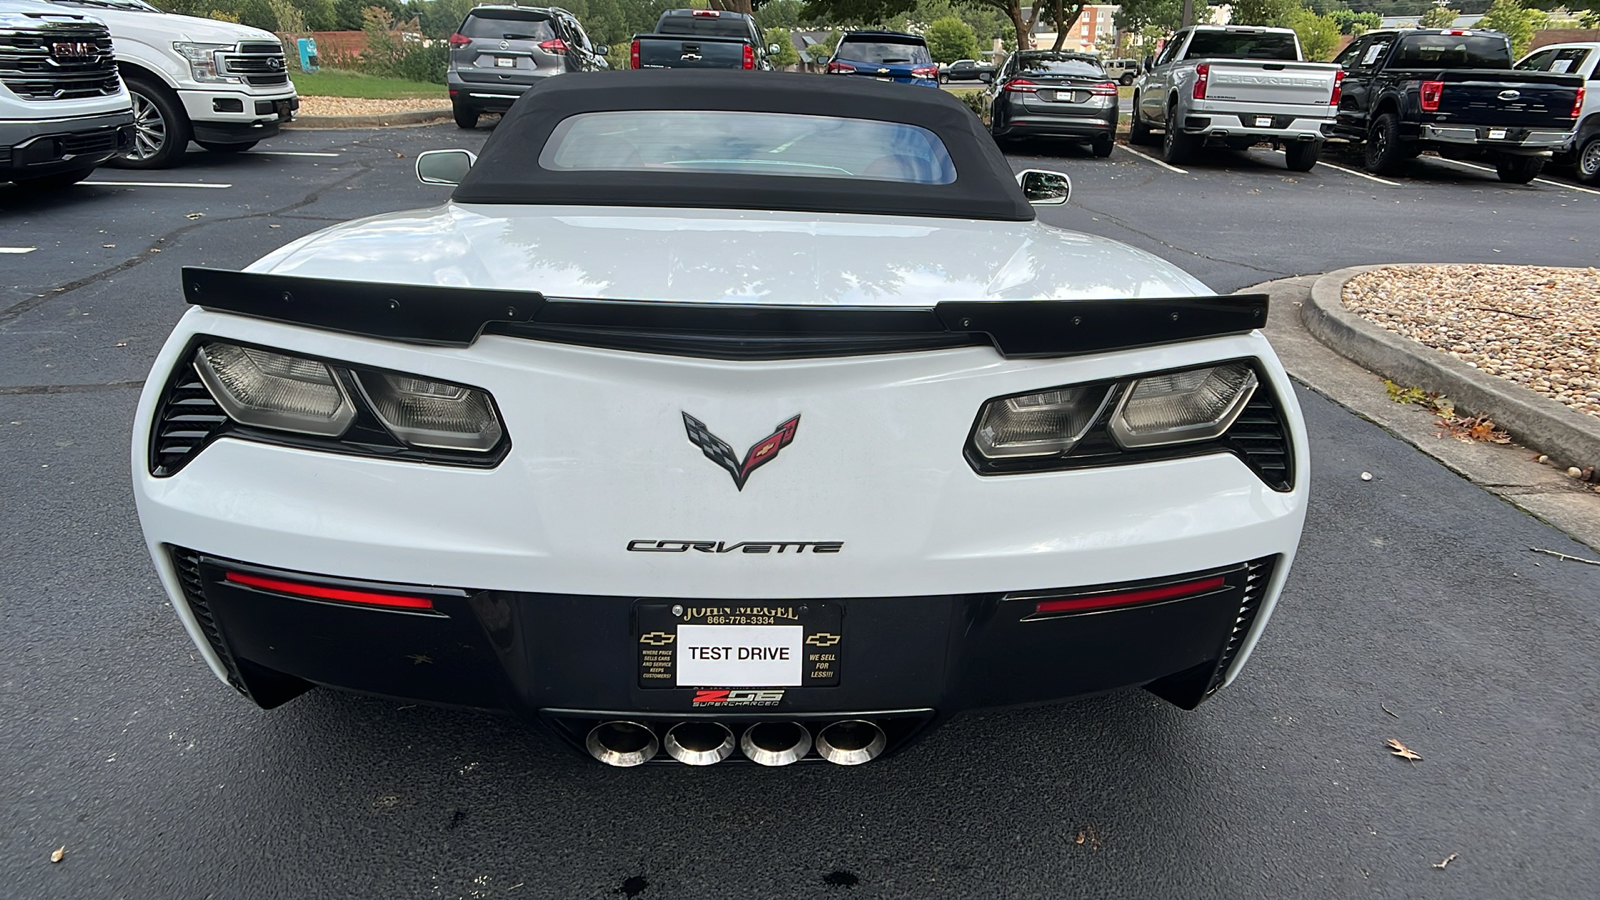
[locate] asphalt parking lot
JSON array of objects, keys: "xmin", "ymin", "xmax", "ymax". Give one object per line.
[{"xmin": 3, "ymin": 124, "xmax": 1599, "ymax": 899}]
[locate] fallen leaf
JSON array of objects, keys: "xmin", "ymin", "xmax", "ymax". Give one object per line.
[
  {"xmin": 1432, "ymin": 852, "xmax": 1457, "ymax": 869},
  {"xmin": 268, "ymin": 224, "xmax": 281, "ymax": 228},
  {"xmin": 102, "ymin": 243, "xmax": 115, "ymax": 248},
  {"xmin": 1075, "ymin": 831, "xmax": 1085, "ymax": 845},
  {"xmin": 113, "ymin": 341, "xmax": 127, "ymax": 347},
  {"xmin": 185, "ymin": 212, "xmax": 204, "ymax": 220},
  {"xmin": 50, "ymin": 846, "xmax": 65, "ymax": 863},
  {"xmin": 1387, "ymin": 738, "xmax": 1422, "ymax": 762}
]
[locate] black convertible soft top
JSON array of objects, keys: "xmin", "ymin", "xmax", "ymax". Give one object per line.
[{"xmin": 451, "ymin": 70, "xmax": 1035, "ymax": 221}]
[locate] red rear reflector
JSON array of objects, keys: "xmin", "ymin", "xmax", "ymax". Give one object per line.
[
  {"xmin": 1193, "ymin": 62, "xmax": 1209, "ymax": 100},
  {"xmin": 1420, "ymin": 80, "xmax": 1443, "ymax": 112},
  {"xmin": 224, "ymin": 571, "xmax": 435, "ymax": 611},
  {"xmin": 1330, "ymin": 69, "xmax": 1345, "ymax": 106},
  {"xmin": 1032, "ymin": 575, "xmax": 1226, "ymax": 616}
]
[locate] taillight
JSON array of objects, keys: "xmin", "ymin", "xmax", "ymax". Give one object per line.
[
  {"xmin": 539, "ymin": 39, "xmax": 567, "ymax": 54},
  {"xmin": 911, "ymin": 65, "xmax": 938, "ymax": 79},
  {"xmin": 1193, "ymin": 62, "xmax": 1209, "ymax": 100},
  {"xmin": 447, "ymin": 32, "xmax": 470, "ymax": 48},
  {"xmin": 1089, "ymin": 81, "xmax": 1117, "ymax": 96},
  {"xmin": 223, "ymin": 571, "xmax": 436, "ymax": 612},
  {"xmin": 1027, "ymin": 575, "xmax": 1227, "ymax": 618},
  {"xmin": 1330, "ymin": 69, "xmax": 1345, "ymax": 106},
  {"xmin": 1003, "ymin": 78, "xmax": 1038, "ymax": 93},
  {"xmin": 827, "ymin": 60, "xmax": 854, "ymax": 74},
  {"xmin": 1573, "ymin": 86, "xmax": 1586, "ymax": 118},
  {"xmin": 743, "ymin": 43, "xmax": 754, "ymax": 70},
  {"xmin": 630, "ymin": 38, "xmax": 640, "ymax": 69},
  {"xmin": 1420, "ymin": 80, "xmax": 1443, "ymax": 112}
]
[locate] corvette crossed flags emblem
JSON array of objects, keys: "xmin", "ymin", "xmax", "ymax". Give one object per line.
[{"xmin": 682, "ymin": 412, "xmax": 800, "ymax": 491}]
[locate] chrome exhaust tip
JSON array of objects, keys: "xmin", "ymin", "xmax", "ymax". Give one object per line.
[
  {"xmin": 663, "ymin": 721, "xmax": 736, "ymax": 766},
  {"xmin": 815, "ymin": 720, "xmax": 886, "ymax": 766},
  {"xmin": 585, "ymin": 720, "xmax": 658, "ymax": 767},
  {"xmin": 739, "ymin": 721, "xmax": 813, "ymax": 767}
]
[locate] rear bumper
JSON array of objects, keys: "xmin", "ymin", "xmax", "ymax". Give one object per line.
[
  {"xmin": 1180, "ymin": 112, "xmax": 1332, "ymax": 142},
  {"xmin": 448, "ymin": 71, "xmax": 556, "ymax": 110},
  {"xmin": 0, "ymin": 109, "xmax": 133, "ymax": 177},
  {"xmin": 1419, "ymin": 123, "xmax": 1571, "ymax": 155},
  {"xmin": 994, "ymin": 115, "xmax": 1115, "ymax": 140}
]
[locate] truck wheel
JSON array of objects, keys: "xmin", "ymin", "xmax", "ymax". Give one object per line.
[
  {"xmin": 9, "ymin": 167, "xmax": 93, "ymax": 190},
  {"xmin": 453, "ymin": 104, "xmax": 479, "ymax": 130},
  {"xmin": 1495, "ymin": 155, "xmax": 1544, "ymax": 184},
  {"xmin": 1362, "ymin": 113, "xmax": 1404, "ymax": 175},
  {"xmin": 1284, "ymin": 141, "xmax": 1320, "ymax": 172},
  {"xmin": 1161, "ymin": 102, "xmax": 1194, "ymax": 164},
  {"xmin": 197, "ymin": 140, "xmax": 258, "ymax": 153},
  {"xmin": 114, "ymin": 75, "xmax": 191, "ymax": 170},
  {"xmin": 1128, "ymin": 98, "xmax": 1155, "ymax": 146},
  {"xmin": 1575, "ymin": 136, "xmax": 1600, "ymax": 186}
]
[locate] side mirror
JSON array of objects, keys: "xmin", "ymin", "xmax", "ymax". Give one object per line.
[
  {"xmin": 415, "ymin": 148, "xmax": 477, "ymax": 186},
  {"xmin": 1143, "ymin": 55, "xmax": 1154, "ymax": 71},
  {"xmin": 1016, "ymin": 169, "xmax": 1071, "ymax": 205},
  {"xmin": 979, "ymin": 71, "xmax": 991, "ymax": 83},
  {"xmin": 595, "ymin": 44, "xmax": 609, "ymax": 56}
]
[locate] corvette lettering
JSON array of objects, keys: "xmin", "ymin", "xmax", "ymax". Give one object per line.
[
  {"xmin": 627, "ymin": 540, "xmax": 842, "ymax": 553},
  {"xmin": 683, "ymin": 412, "xmax": 799, "ymax": 490}
]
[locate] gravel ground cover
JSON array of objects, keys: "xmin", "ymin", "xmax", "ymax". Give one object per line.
[
  {"xmin": 1343, "ymin": 265, "xmax": 1600, "ymax": 419},
  {"xmin": 297, "ymin": 96, "xmax": 447, "ymax": 116}
]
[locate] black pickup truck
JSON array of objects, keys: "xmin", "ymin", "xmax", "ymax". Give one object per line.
[
  {"xmin": 1331, "ymin": 29, "xmax": 1584, "ymax": 182},
  {"xmin": 629, "ymin": 9, "xmax": 779, "ymax": 70}
]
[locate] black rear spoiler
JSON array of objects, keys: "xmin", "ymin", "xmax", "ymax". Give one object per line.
[{"xmin": 181, "ymin": 267, "xmax": 1268, "ymax": 361}]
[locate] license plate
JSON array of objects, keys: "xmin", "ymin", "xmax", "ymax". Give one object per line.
[
  {"xmin": 496, "ymin": 56, "xmax": 514, "ymax": 68},
  {"xmin": 876, "ymin": 76, "xmax": 893, "ymax": 82},
  {"xmin": 1489, "ymin": 128, "xmax": 1508, "ymax": 140},
  {"xmin": 1255, "ymin": 116, "xmax": 1273, "ymax": 127},
  {"xmin": 636, "ymin": 600, "xmax": 843, "ymax": 689}
]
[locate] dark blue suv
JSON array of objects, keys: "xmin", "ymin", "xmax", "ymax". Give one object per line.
[{"xmin": 825, "ymin": 31, "xmax": 938, "ymax": 87}]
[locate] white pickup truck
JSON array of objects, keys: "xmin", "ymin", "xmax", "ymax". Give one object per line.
[
  {"xmin": 1131, "ymin": 25, "xmax": 1341, "ymax": 171},
  {"xmin": 47, "ymin": 0, "xmax": 298, "ymax": 168}
]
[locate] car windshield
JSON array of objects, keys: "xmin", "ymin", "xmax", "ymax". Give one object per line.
[
  {"xmin": 1392, "ymin": 34, "xmax": 1510, "ymax": 68},
  {"xmin": 460, "ymin": 12, "xmax": 556, "ymax": 41},
  {"xmin": 51, "ymin": 0, "xmax": 160, "ymax": 10},
  {"xmin": 1015, "ymin": 55, "xmax": 1104, "ymax": 77},
  {"xmin": 1184, "ymin": 30, "xmax": 1299, "ymax": 61},
  {"xmin": 836, "ymin": 39, "xmax": 931, "ymax": 65},
  {"xmin": 540, "ymin": 110, "xmax": 957, "ymax": 184},
  {"xmin": 657, "ymin": 15, "xmax": 749, "ymax": 38}
]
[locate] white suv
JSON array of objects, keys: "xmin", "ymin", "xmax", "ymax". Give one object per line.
[
  {"xmin": 1515, "ymin": 42, "xmax": 1600, "ymax": 185},
  {"xmin": 48, "ymin": 0, "xmax": 298, "ymax": 167}
]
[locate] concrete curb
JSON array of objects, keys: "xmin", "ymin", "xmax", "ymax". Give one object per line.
[
  {"xmin": 1302, "ymin": 264, "xmax": 1600, "ymax": 470},
  {"xmin": 285, "ymin": 108, "xmax": 450, "ymax": 129}
]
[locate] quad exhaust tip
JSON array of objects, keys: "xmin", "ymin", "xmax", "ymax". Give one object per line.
[
  {"xmin": 815, "ymin": 720, "xmax": 887, "ymax": 766},
  {"xmin": 740, "ymin": 721, "xmax": 813, "ymax": 767},
  {"xmin": 585, "ymin": 720, "xmax": 659, "ymax": 767},
  {"xmin": 663, "ymin": 721, "xmax": 737, "ymax": 766}
]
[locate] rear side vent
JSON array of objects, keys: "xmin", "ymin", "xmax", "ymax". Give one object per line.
[
  {"xmin": 149, "ymin": 364, "xmax": 228, "ymax": 476},
  {"xmin": 1227, "ymin": 391, "xmax": 1294, "ymax": 491},
  {"xmin": 1205, "ymin": 554, "xmax": 1278, "ymax": 695},
  {"xmin": 169, "ymin": 546, "xmax": 248, "ymax": 695}
]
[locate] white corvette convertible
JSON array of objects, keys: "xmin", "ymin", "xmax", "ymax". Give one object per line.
[{"xmin": 133, "ymin": 71, "xmax": 1308, "ymax": 767}]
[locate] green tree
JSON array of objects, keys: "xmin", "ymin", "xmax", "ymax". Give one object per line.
[
  {"xmin": 924, "ymin": 15, "xmax": 979, "ymax": 61},
  {"xmin": 1477, "ymin": 0, "xmax": 1542, "ymax": 57},
  {"xmin": 758, "ymin": 0, "xmax": 803, "ymax": 27},
  {"xmin": 1287, "ymin": 6, "xmax": 1342, "ymax": 59},
  {"xmin": 1115, "ymin": 0, "xmax": 1184, "ymax": 34},
  {"xmin": 764, "ymin": 26, "xmax": 801, "ymax": 64},
  {"xmin": 1228, "ymin": 0, "xmax": 1295, "ymax": 26},
  {"xmin": 1418, "ymin": 4, "xmax": 1458, "ymax": 26}
]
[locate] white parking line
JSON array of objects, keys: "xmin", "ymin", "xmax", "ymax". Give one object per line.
[
  {"xmin": 245, "ymin": 150, "xmax": 341, "ymax": 157},
  {"xmin": 1426, "ymin": 157, "xmax": 1497, "ymax": 174},
  {"xmin": 0, "ymin": 246, "xmax": 37, "ymax": 254},
  {"xmin": 1316, "ymin": 161, "xmax": 1401, "ymax": 187},
  {"xmin": 1117, "ymin": 144, "xmax": 1187, "ymax": 174},
  {"xmin": 1418, "ymin": 155, "xmax": 1600, "ymax": 195},
  {"xmin": 81, "ymin": 181, "xmax": 232, "ymax": 189}
]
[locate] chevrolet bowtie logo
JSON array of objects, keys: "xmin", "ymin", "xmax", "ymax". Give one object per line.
[
  {"xmin": 639, "ymin": 631, "xmax": 675, "ymax": 646},
  {"xmin": 805, "ymin": 633, "xmax": 841, "ymax": 647}
]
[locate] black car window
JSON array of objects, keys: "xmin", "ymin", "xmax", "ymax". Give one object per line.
[
  {"xmin": 1391, "ymin": 33, "xmax": 1510, "ymax": 69},
  {"xmin": 1154, "ymin": 35, "xmax": 1183, "ymax": 67},
  {"xmin": 461, "ymin": 12, "xmax": 556, "ymax": 41},
  {"xmin": 1014, "ymin": 55, "xmax": 1105, "ymax": 77},
  {"xmin": 836, "ymin": 38, "xmax": 932, "ymax": 65},
  {"xmin": 657, "ymin": 15, "xmax": 751, "ymax": 38},
  {"xmin": 1332, "ymin": 36, "xmax": 1366, "ymax": 68},
  {"xmin": 1353, "ymin": 36, "xmax": 1394, "ymax": 68},
  {"xmin": 1184, "ymin": 30, "xmax": 1299, "ymax": 61},
  {"xmin": 1549, "ymin": 47, "xmax": 1591, "ymax": 75},
  {"xmin": 1516, "ymin": 48, "xmax": 1556, "ymax": 71},
  {"xmin": 540, "ymin": 111, "xmax": 958, "ymax": 184}
]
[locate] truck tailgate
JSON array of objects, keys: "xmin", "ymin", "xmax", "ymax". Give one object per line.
[
  {"xmin": 1200, "ymin": 61, "xmax": 1340, "ymax": 110},
  {"xmin": 634, "ymin": 34, "xmax": 748, "ymax": 69},
  {"xmin": 1433, "ymin": 69, "xmax": 1583, "ymax": 128}
]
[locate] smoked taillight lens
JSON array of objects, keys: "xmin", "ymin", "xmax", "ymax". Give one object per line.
[
  {"xmin": 1420, "ymin": 80, "xmax": 1443, "ymax": 112},
  {"xmin": 224, "ymin": 571, "xmax": 436, "ymax": 611},
  {"xmin": 1193, "ymin": 62, "xmax": 1209, "ymax": 100},
  {"xmin": 1027, "ymin": 575, "xmax": 1227, "ymax": 618},
  {"xmin": 1330, "ymin": 69, "xmax": 1345, "ymax": 106}
]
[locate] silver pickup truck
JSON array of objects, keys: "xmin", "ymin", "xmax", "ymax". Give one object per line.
[{"xmin": 1131, "ymin": 25, "xmax": 1342, "ymax": 170}]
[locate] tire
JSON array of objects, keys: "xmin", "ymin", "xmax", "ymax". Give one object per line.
[
  {"xmin": 1495, "ymin": 155, "xmax": 1544, "ymax": 184},
  {"xmin": 1119, "ymin": 72, "xmax": 1134, "ymax": 86},
  {"xmin": 1128, "ymin": 97, "xmax": 1156, "ymax": 146},
  {"xmin": 1284, "ymin": 140, "xmax": 1320, "ymax": 172},
  {"xmin": 453, "ymin": 103, "xmax": 479, "ymax": 130},
  {"xmin": 1574, "ymin": 136, "xmax": 1600, "ymax": 186},
  {"xmin": 114, "ymin": 75, "xmax": 191, "ymax": 169},
  {"xmin": 1161, "ymin": 102, "xmax": 1194, "ymax": 164},
  {"xmin": 196, "ymin": 140, "xmax": 258, "ymax": 153},
  {"xmin": 1362, "ymin": 112, "xmax": 1404, "ymax": 175},
  {"xmin": 9, "ymin": 167, "xmax": 93, "ymax": 190},
  {"xmin": 1092, "ymin": 136, "xmax": 1113, "ymax": 158}
]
